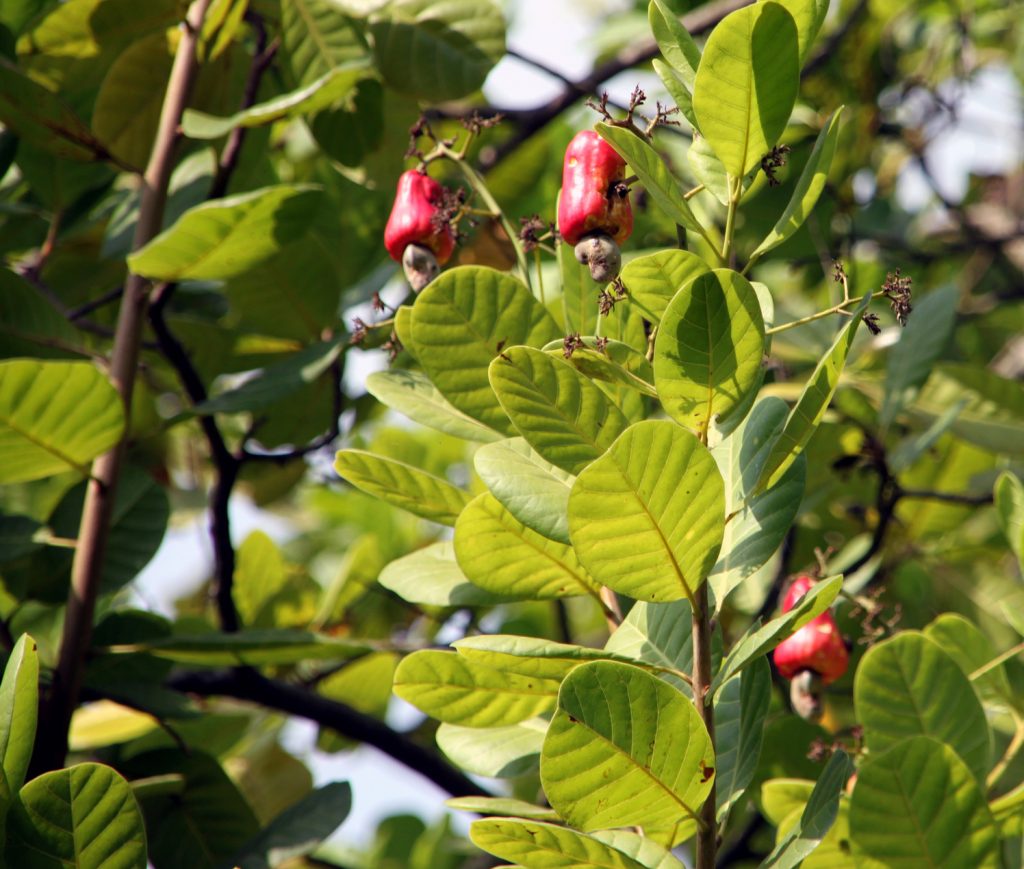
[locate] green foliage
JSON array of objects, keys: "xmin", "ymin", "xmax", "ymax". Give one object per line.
[
  {"xmin": 762, "ymin": 749, "xmax": 853, "ymax": 867},
  {"xmin": 849, "ymin": 737, "xmax": 1000, "ymax": 867},
  {"xmin": 409, "ymin": 266, "xmax": 561, "ymax": 433},
  {"xmin": 3, "ymin": 0, "xmax": 1022, "ymax": 865},
  {"xmin": 7, "ymin": 762, "xmax": 147, "ymax": 869},
  {"xmin": 394, "ymin": 650, "xmax": 559, "ymax": 726},
  {"xmin": 489, "ymin": 345, "xmax": 630, "ymax": 474},
  {"xmin": 568, "ymin": 420, "xmax": 724, "ymax": 603},
  {"xmin": 0, "ymin": 359, "xmax": 124, "ymax": 483},
  {"xmin": 454, "ymin": 493, "xmax": 601, "ymax": 599},
  {"xmin": 653, "ymin": 268, "xmax": 766, "ymax": 434},
  {"xmin": 540, "ymin": 661, "xmax": 713, "ymax": 834},
  {"xmin": 692, "ymin": 2, "xmax": 798, "ymax": 178},
  {"xmin": 854, "ymin": 631, "xmax": 991, "ymax": 782},
  {"xmin": 128, "ymin": 185, "xmax": 324, "ymax": 281},
  {"xmin": 369, "ymin": 0, "xmax": 505, "ymax": 101},
  {"xmin": 0, "ymin": 634, "xmax": 38, "ymax": 793}
]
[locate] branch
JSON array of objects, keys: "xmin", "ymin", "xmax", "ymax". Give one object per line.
[
  {"xmin": 801, "ymin": 0, "xmax": 870, "ymax": 77},
  {"xmin": 239, "ymin": 356, "xmax": 344, "ymax": 464},
  {"xmin": 897, "ymin": 487, "xmax": 994, "ymax": 506},
  {"xmin": 169, "ymin": 668, "xmax": 491, "ymax": 798},
  {"xmin": 147, "ymin": 282, "xmax": 241, "ymax": 632},
  {"xmin": 479, "ymin": 0, "xmax": 751, "ymax": 168},
  {"xmin": 208, "ymin": 12, "xmax": 278, "ymax": 200},
  {"xmin": 34, "ymin": 0, "xmax": 215, "ymax": 775},
  {"xmin": 67, "ymin": 286, "xmax": 124, "ymax": 321}
]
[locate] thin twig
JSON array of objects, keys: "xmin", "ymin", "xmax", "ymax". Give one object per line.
[
  {"xmin": 899, "ymin": 487, "xmax": 993, "ymax": 506},
  {"xmin": 208, "ymin": 13, "xmax": 278, "ymax": 200},
  {"xmin": 67, "ymin": 286, "xmax": 124, "ymax": 321}
]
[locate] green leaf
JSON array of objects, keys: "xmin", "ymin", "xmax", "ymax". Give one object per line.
[
  {"xmin": 879, "ymin": 284, "xmax": 959, "ymax": 429},
  {"xmin": 365, "ymin": 369, "xmax": 502, "ymax": 443},
  {"xmin": 0, "ymin": 268, "xmax": 77, "ymax": 359},
  {"xmin": 110, "ymin": 630, "xmax": 372, "ymax": 667},
  {"xmin": 654, "ymin": 268, "xmax": 766, "ymax": 436},
  {"xmin": 369, "ymin": 0, "xmax": 505, "ymax": 101},
  {"xmin": 448, "ymin": 796, "xmax": 558, "ymax": 821},
  {"xmin": 474, "ymin": 437, "xmax": 575, "ymax": 544},
  {"xmin": 0, "ymin": 56, "xmax": 116, "ymax": 163},
  {"xmin": 709, "ymin": 398, "xmax": 806, "ymax": 606},
  {"xmin": 226, "ymin": 782, "xmax": 352, "ymax": 869},
  {"xmin": 0, "ymin": 634, "xmax": 38, "ymax": 793},
  {"xmin": 91, "ymin": 31, "xmax": 173, "ymax": 169},
  {"xmin": 749, "ymin": 108, "xmax": 843, "ymax": 262},
  {"xmin": 604, "ymin": 598, "xmax": 697, "ymax": 693},
  {"xmin": 0, "ymin": 359, "xmax": 124, "ymax": 483},
  {"xmin": 471, "ymin": 817, "xmax": 682, "ymax": 869},
  {"xmin": 618, "ymin": 249, "xmax": 710, "ymax": 324},
  {"xmin": 914, "ymin": 364, "xmax": 1024, "ymax": 456},
  {"xmin": 0, "ymin": 514, "xmax": 42, "ymax": 564},
  {"xmin": 761, "ymin": 779, "xmax": 814, "ymax": 827},
  {"xmin": 849, "ymin": 737, "xmax": 999, "ymax": 868},
  {"xmin": 688, "ymin": 134, "xmax": 732, "ymax": 205},
  {"xmin": 193, "ymin": 340, "xmax": 342, "ymax": 417},
  {"xmin": 454, "ymin": 493, "xmax": 600, "ymax": 599},
  {"xmin": 280, "ymin": 0, "xmax": 367, "ymax": 86},
  {"xmin": 595, "ymin": 123, "xmax": 704, "ymax": 234},
  {"xmin": 692, "ymin": 2, "xmax": 798, "ymax": 177},
  {"xmin": 309, "ymin": 76, "xmax": 387, "ymax": 167},
  {"xmin": 198, "ymin": 0, "xmax": 247, "ymax": 62},
  {"xmin": 648, "ymin": 0, "xmax": 700, "ymax": 87},
  {"xmin": 437, "ymin": 720, "xmax": 547, "ymax": 778},
  {"xmin": 540, "ymin": 661, "xmax": 714, "ymax": 832},
  {"xmin": 410, "ymin": 266, "xmax": 562, "ymax": 435},
  {"xmin": 762, "ymin": 750, "xmax": 853, "ymax": 868},
  {"xmin": 714, "ymin": 575, "xmax": 842, "ymax": 691},
  {"xmin": 6, "ymin": 762, "xmax": 146, "ymax": 869},
  {"xmin": 715, "ymin": 657, "xmax": 770, "ymax": 820},
  {"xmin": 888, "ymin": 397, "xmax": 967, "ymax": 473},
  {"xmin": 551, "ymin": 342, "xmax": 656, "ymax": 401},
  {"xmin": 991, "ymin": 781, "xmax": 1024, "ymax": 830},
  {"xmin": 996, "ymin": 471, "xmax": 1024, "ymax": 572},
  {"xmin": 41, "ymin": 465, "xmax": 170, "ymax": 597},
  {"xmin": 924, "ymin": 613, "xmax": 1017, "ymax": 710},
  {"xmin": 317, "ymin": 653, "xmax": 398, "ymax": 753},
  {"xmin": 653, "ymin": 59, "xmax": 698, "ymax": 133},
  {"xmin": 754, "ymin": 295, "xmax": 869, "ymax": 493},
  {"xmin": 334, "ymin": 449, "xmax": 472, "ymax": 526},
  {"xmin": 454, "ymin": 634, "xmax": 637, "ymax": 681},
  {"xmin": 568, "ymin": 420, "xmax": 725, "ymax": 603},
  {"xmin": 183, "ymin": 61, "xmax": 372, "ymax": 139},
  {"xmin": 489, "ymin": 346, "xmax": 631, "ymax": 475},
  {"xmin": 854, "ymin": 631, "xmax": 991, "ymax": 782},
  {"xmin": 128, "ymin": 185, "xmax": 323, "ymax": 281},
  {"xmin": 123, "ymin": 748, "xmax": 259, "ymax": 868},
  {"xmin": 589, "ymin": 830, "xmax": 686, "ymax": 869},
  {"xmin": 772, "ymin": 0, "xmax": 829, "ymax": 65},
  {"xmin": 233, "ymin": 531, "xmax": 288, "ymax": 629},
  {"xmin": 0, "ymin": 0, "xmax": 48, "ymax": 36},
  {"xmin": 378, "ymin": 541, "xmax": 509, "ymax": 607},
  {"xmin": 16, "ymin": 0, "xmax": 184, "ymax": 89},
  {"xmin": 393, "ymin": 650, "xmax": 559, "ymax": 727}
]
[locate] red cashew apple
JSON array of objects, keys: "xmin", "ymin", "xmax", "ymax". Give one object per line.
[
  {"xmin": 558, "ymin": 130, "xmax": 633, "ymax": 282},
  {"xmin": 773, "ymin": 575, "xmax": 849, "ymax": 720},
  {"xmin": 384, "ymin": 169, "xmax": 455, "ymax": 291}
]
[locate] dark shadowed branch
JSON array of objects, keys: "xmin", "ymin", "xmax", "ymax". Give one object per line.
[{"xmin": 169, "ymin": 668, "xmax": 492, "ymax": 799}]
